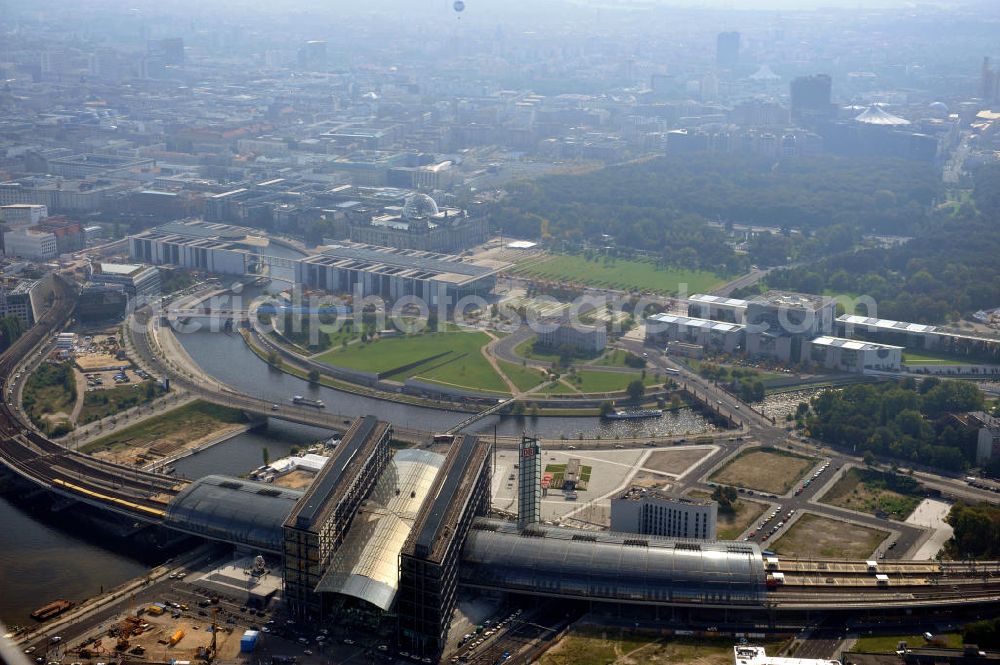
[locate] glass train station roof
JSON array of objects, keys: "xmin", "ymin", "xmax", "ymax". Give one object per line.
[
  {"xmin": 315, "ymin": 449, "xmax": 446, "ymax": 611},
  {"xmin": 461, "ymin": 519, "xmax": 767, "ymax": 606},
  {"xmin": 164, "ymin": 475, "xmax": 303, "ymax": 553}
]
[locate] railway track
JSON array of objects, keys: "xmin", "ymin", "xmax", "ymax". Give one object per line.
[{"xmin": 0, "ymin": 274, "xmax": 180, "ymax": 519}]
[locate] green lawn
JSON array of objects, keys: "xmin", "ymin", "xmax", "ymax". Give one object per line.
[
  {"xmin": 515, "ymin": 253, "xmax": 724, "ymax": 295},
  {"xmin": 854, "ymin": 633, "xmax": 963, "ymax": 653},
  {"xmin": 543, "ymin": 463, "xmax": 593, "ymax": 489},
  {"xmin": 513, "ymin": 336, "xmax": 589, "ymax": 364},
  {"xmin": 79, "ymin": 381, "xmax": 166, "ymax": 425},
  {"xmin": 497, "ymin": 359, "xmax": 547, "ymax": 392},
  {"xmin": 316, "ymin": 330, "xmax": 508, "ymax": 393},
  {"xmin": 539, "ymin": 627, "xmax": 788, "ymax": 665},
  {"xmin": 820, "ymin": 468, "xmax": 924, "ymax": 520},
  {"xmin": 542, "ymin": 380, "xmax": 581, "ymax": 395},
  {"xmin": 563, "ymin": 369, "xmax": 658, "ymax": 394},
  {"xmin": 593, "ymin": 348, "xmax": 648, "ymax": 369},
  {"xmin": 902, "ymin": 350, "xmax": 975, "ymax": 366},
  {"xmin": 690, "ymin": 490, "xmax": 768, "ymax": 540}
]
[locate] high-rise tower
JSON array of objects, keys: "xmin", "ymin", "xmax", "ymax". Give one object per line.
[{"xmin": 517, "ymin": 435, "xmax": 541, "ymax": 529}]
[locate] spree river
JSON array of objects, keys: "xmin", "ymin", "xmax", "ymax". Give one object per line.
[
  {"xmin": 0, "ymin": 250, "xmax": 713, "ymax": 626},
  {"xmin": 174, "ymin": 326, "xmax": 713, "ymax": 440}
]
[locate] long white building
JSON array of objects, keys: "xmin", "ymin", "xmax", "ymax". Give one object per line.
[
  {"xmin": 296, "ymin": 242, "xmax": 508, "ymax": 306},
  {"xmin": 128, "ymin": 220, "xmax": 271, "ymax": 276},
  {"xmin": 645, "ymin": 312, "xmax": 744, "ymax": 353},
  {"xmin": 687, "ymin": 293, "xmax": 748, "ymax": 323},
  {"xmin": 804, "ymin": 336, "xmax": 903, "ymax": 373}
]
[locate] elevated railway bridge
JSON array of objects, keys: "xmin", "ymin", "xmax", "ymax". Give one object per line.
[
  {"xmin": 0, "ymin": 275, "xmax": 998, "ymax": 622},
  {"xmin": 0, "ymin": 275, "xmax": 186, "ymax": 522}
]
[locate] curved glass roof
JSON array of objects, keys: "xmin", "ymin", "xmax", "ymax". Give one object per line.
[
  {"xmin": 402, "ymin": 193, "xmax": 439, "ymax": 220},
  {"xmin": 316, "ymin": 449, "xmax": 445, "ymax": 610},
  {"xmin": 461, "ymin": 520, "xmax": 766, "ymax": 606},
  {"xmin": 165, "ymin": 475, "xmax": 303, "ymax": 553}
]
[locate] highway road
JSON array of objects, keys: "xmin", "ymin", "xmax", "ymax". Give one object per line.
[{"xmin": 615, "ymin": 336, "xmax": 983, "ymax": 559}]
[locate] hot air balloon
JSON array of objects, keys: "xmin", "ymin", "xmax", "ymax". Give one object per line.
[{"xmin": 453, "ymin": 0, "xmax": 465, "ymax": 13}]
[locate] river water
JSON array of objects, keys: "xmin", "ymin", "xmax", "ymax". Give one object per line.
[
  {"xmin": 0, "ymin": 248, "xmax": 312, "ymax": 626},
  {"xmin": 0, "ymin": 244, "xmax": 713, "ymax": 625},
  {"xmin": 0, "ymin": 491, "xmax": 154, "ymax": 627}
]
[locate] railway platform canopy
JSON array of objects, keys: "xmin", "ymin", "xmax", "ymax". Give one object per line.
[
  {"xmin": 315, "ymin": 448, "xmax": 446, "ymax": 611},
  {"xmin": 460, "ymin": 519, "xmax": 767, "ymax": 606},
  {"xmin": 165, "ymin": 475, "xmax": 304, "ymax": 553}
]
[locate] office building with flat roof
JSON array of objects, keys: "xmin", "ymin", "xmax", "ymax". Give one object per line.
[
  {"xmin": 89, "ymin": 262, "xmax": 161, "ymax": 308},
  {"xmin": 282, "ymin": 416, "xmax": 392, "ymax": 621},
  {"xmin": 687, "ymin": 293, "xmax": 748, "ymax": 323},
  {"xmin": 537, "ymin": 319, "xmax": 608, "ymax": 355},
  {"xmin": 397, "ymin": 434, "xmax": 492, "ymax": 660},
  {"xmin": 646, "ymin": 313, "xmax": 744, "ymax": 354},
  {"xmin": 0, "ymin": 279, "xmax": 40, "ymax": 327},
  {"xmin": 3, "ymin": 228, "xmax": 58, "ymax": 260},
  {"xmin": 297, "ymin": 242, "xmax": 509, "ymax": 307},
  {"xmin": 0, "ymin": 204, "xmax": 48, "ymax": 226},
  {"xmin": 129, "ymin": 220, "xmax": 273, "ymax": 276},
  {"xmin": 735, "ymin": 645, "xmax": 840, "ymax": 665},
  {"xmin": 611, "ymin": 487, "xmax": 717, "ymax": 540},
  {"xmin": 804, "ymin": 336, "xmax": 903, "ymax": 373},
  {"xmin": 745, "ymin": 291, "xmax": 835, "ymax": 363}
]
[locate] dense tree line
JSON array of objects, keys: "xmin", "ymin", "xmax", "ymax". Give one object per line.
[
  {"xmin": 945, "ymin": 502, "xmax": 1000, "ymax": 560},
  {"xmin": 764, "ymin": 163, "xmax": 1000, "ymax": 323},
  {"xmin": 493, "ymin": 154, "xmax": 939, "ymax": 271},
  {"xmin": 807, "ymin": 378, "xmax": 984, "ymax": 472},
  {"xmin": 695, "ymin": 363, "xmax": 766, "ymax": 402},
  {"xmin": 965, "ymin": 616, "xmax": 1000, "ymax": 649}
]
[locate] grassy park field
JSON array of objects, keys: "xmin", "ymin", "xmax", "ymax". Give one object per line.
[
  {"xmin": 22, "ymin": 362, "xmax": 77, "ymax": 433},
  {"xmin": 562, "ymin": 369, "xmax": 659, "ymax": 394},
  {"xmin": 820, "ymin": 468, "xmax": 924, "ymax": 520},
  {"xmin": 539, "ymin": 626, "xmax": 787, "ymax": 665},
  {"xmin": 515, "ymin": 253, "xmax": 724, "ymax": 295},
  {"xmin": 316, "ymin": 329, "xmax": 508, "ymax": 394},
  {"xmin": 497, "ymin": 359, "xmax": 547, "ymax": 392},
  {"xmin": 709, "ymin": 447, "xmax": 816, "ymax": 495},
  {"xmin": 902, "ymin": 350, "xmax": 975, "ymax": 365},
  {"xmin": 690, "ymin": 490, "xmax": 768, "ymax": 541},
  {"xmin": 772, "ymin": 513, "xmax": 888, "ymax": 559},
  {"xmin": 78, "ymin": 381, "xmax": 166, "ymax": 425}
]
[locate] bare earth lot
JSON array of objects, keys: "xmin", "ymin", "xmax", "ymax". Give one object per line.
[
  {"xmin": 709, "ymin": 448, "xmax": 815, "ymax": 495},
  {"xmin": 772, "ymin": 513, "xmax": 889, "ymax": 559},
  {"xmin": 642, "ymin": 448, "xmax": 711, "ymax": 476}
]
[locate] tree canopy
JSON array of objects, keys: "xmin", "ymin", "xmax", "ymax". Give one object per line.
[
  {"xmin": 807, "ymin": 378, "xmax": 984, "ymax": 472},
  {"xmin": 763, "ymin": 163, "xmax": 1000, "ymax": 323},
  {"xmin": 494, "ymin": 153, "xmax": 939, "ymax": 273}
]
